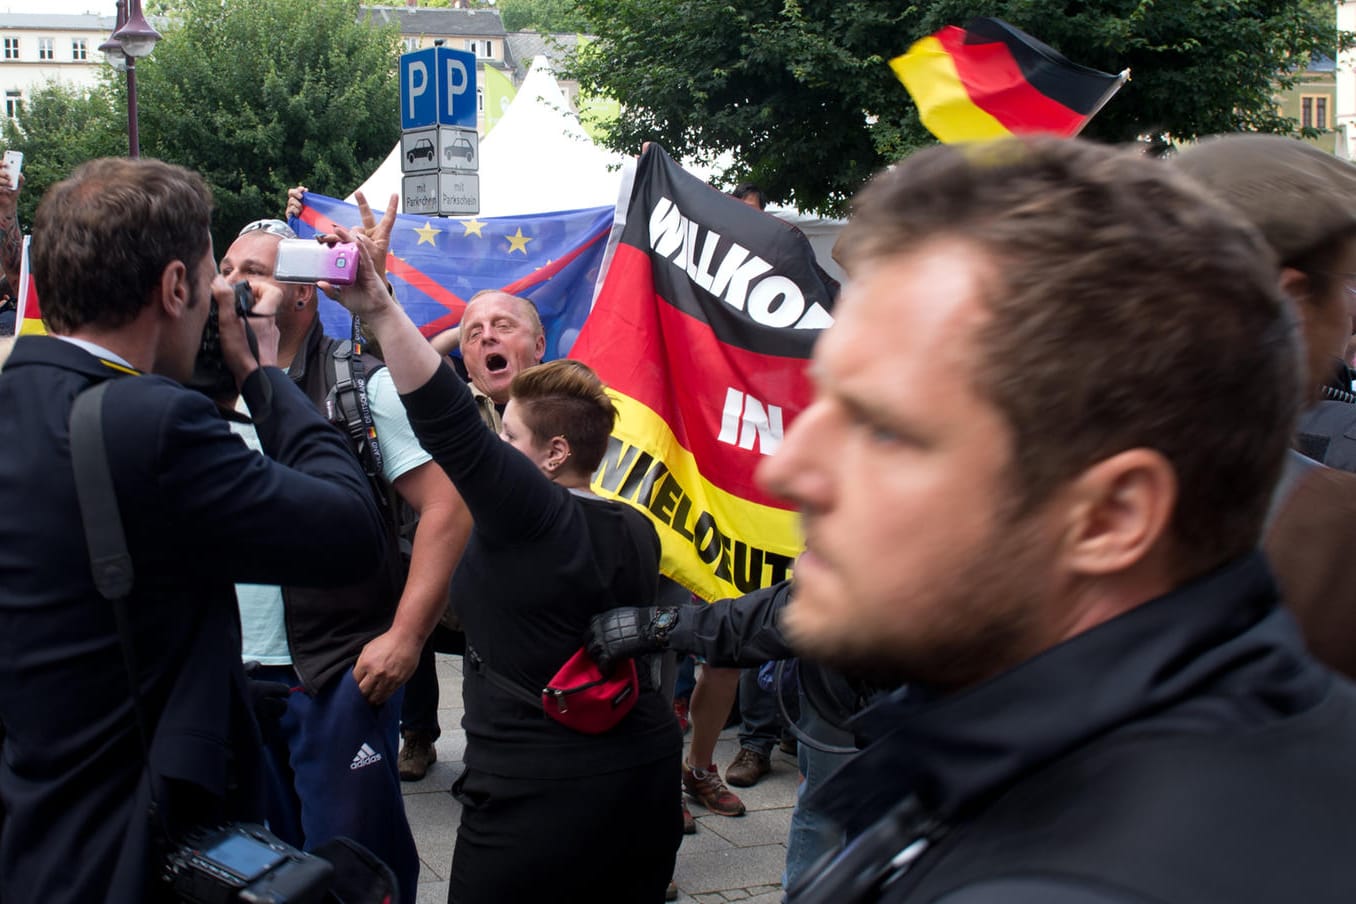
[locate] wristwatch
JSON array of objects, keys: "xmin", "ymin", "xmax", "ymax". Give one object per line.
[{"xmin": 650, "ymin": 607, "xmax": 680, "ymax": 644}]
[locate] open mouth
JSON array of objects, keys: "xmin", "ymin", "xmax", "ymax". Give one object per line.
[{"xmin": 485, "ymin": 353, "xmax": 508, "ymax": 373}]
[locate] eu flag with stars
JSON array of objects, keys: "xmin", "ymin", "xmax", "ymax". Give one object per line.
[{"xmin": 289, "ymin": 192, "xmax": 614, "ymax": 360}]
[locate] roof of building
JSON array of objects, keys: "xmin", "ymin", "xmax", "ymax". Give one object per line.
[
  {"xmin": 361, "ymin": 5, "xmax": 506, "ymax": 38},
  {"xmin": 0, "ymin": 13, "xmax": 116, "ymax": 30},
  {"xmin": 1309, "ymin": 53, "xmax": 1337, "ymax": 74},
  {"xmin": 504, "ymin": 31, "xmax": 582, "ymax": 78}
]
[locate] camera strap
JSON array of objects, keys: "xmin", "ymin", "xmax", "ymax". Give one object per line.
[
  {"xmin": 774, "ymin": 660, "xmax": 860, "ymax": 756},
  {"xmin": 68, "ymin": 379, "xmax": 174, "ymax": 845},
  {"xmin": 331, "ymin": 314, "xmax": 385, "ymax": 480}
]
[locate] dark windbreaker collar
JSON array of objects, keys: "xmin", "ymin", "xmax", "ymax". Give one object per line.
[{"xmin": 813, "ymin": 553, "xmax": 1325, "ymax": 836}]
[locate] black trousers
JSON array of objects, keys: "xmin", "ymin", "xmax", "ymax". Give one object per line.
[
  {"xmin": 400, "ymin": 623, "xmax": 465, "ymax": 738},
  {"xmin": 447, "ymin": 751, "xmax": 683, "ymax": 904}
]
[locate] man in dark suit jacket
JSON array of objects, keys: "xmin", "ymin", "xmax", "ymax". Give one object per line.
[{"xmin": 0, "ymin": 158, "xmax": 387, "ymax": 903}]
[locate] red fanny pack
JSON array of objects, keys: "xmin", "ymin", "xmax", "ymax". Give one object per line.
[
  {"xmin": 470, "ymin": 644, "xmax": 639, "ymax": 735},
  {"xmin": 541, "ymin": 647, "xmax": 639, "ymax": 734}
]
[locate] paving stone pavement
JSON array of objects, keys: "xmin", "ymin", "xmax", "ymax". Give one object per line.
[{"xmin": 401, "ymin": 654, "xmax": 801, "ymax": 904}]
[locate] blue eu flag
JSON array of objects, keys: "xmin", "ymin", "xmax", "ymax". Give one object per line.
[{"xmin": 290, "ymin": 192, "xmax": 614, "ymax": 360}]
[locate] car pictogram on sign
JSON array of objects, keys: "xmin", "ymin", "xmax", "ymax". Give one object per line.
[
  {"xmin": 444, "ymin": 137, "xmax": 474, "ymax": 163},
  {"xmin": 406, "ymin": 138, "xmax": 435, "ymax": 164}
]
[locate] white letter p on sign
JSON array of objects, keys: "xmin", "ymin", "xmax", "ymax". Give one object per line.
[{"xmin": 406, "ymin": 61, "xmax": 428, "ymax": 120}]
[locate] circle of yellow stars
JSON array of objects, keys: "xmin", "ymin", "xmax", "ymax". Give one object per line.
[{"xmin": 411, "ymin": 219, "xmax": 532, "ymax": 255}]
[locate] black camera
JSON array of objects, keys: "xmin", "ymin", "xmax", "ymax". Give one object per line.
[
  {"xmin": 186, "ymin": 281, "xmax": 257, "ymax": 401},
  {"xmin": 162, "ymin": 823, "xmax": 332, "ymax": 904}
]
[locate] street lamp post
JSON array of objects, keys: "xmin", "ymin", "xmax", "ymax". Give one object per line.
[{"xmin": 98, "ymin": 0, "xmax": 161, "ymax": 159}]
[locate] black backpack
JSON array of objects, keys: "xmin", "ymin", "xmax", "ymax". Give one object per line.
[{"xmin": 320, "ymin": 326, "xmax": 419, "ymax": 576}]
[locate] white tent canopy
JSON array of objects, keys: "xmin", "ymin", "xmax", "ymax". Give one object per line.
[
  {"xmin": 348, "ymin": 56, "xmax": 628, "ymax": 217},
  {"xmin": 347, "ymin": 55, "xmax": 843, "ymax": 280}
]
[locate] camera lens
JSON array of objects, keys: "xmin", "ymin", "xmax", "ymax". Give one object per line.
[{"xmin": 232, "ymin": 281, "xmax": 254, "ymax": 318}]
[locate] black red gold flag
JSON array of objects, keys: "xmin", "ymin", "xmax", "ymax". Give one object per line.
[
  {"xmin": 572, "ymin": 145, "xmax": 837, "ymax": 601},
  {"xmin": 891, "ymin": 17, "xmax": 1126, "ymax": 143}
]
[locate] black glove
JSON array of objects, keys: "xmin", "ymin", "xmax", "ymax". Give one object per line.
[
  {"xmin": 243, "ymin": 661, "xmax": 292, "ymax": 741},
  {"xmin": 585, "ymin": 606, "xmax": 677, "ymax": 672}
]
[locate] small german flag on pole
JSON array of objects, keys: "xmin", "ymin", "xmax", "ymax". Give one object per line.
[
  {"xmin": 890, "ymin": 17, "xmax": 1128, "ymax": 144},
  {"xmin": 15, "ymin": 236, "xmax": 44, "ymax": 336}
]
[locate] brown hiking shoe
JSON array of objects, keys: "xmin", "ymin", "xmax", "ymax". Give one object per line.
[
  {"xmin": 682, "ymin": 761, "xmax": 745, "ymax": 817},
  {"xmin": 397, "ymin": 730, "xmax": 437, "ymax": 782},
  {"xmin": 726, "ymin": 747, "xmax": 772, "ymax": 788}
]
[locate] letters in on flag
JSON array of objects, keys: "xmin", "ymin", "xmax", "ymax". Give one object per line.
[
  {"xmin": 572, "ymin": 145, "xmax": 836, "ymax": 602},
  {"xmin": 290, "ymin": 193, "xmax": 613, "ymax": 360},
  {"xmin": 891, "ymin": 17, "xmax": 1126, "ymax": 144}
]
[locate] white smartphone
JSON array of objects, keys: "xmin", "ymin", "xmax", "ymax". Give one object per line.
[
  {"xmin": 272, "ymin": 238, "xmax": 359, "ymax": 286},
  {"xmin": 2, "ymin": 150, "xmax": 21, "ymax": 188}
]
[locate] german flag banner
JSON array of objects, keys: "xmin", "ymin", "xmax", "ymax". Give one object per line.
[
  {"xmin": 15, "ymin": 236, "xmax": 43, "ymax": 336},
  {"xmin": 572, "ymin": 145, "xmax": 836, "ymax": 601},
  {"xmin": 891, "ymin": 17, "xmax": 1126, "ymax": 144}
]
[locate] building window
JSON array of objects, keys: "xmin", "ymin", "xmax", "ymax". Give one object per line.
[
  {"xmin": 3, "ymin": 37, "xmax": 18, "ymax": 60},
  {"xmin": 466, "ymin": 39, "xmax": 492, "ymax": 59},
  {"xmin": 1301, "ymin": 94, "xmax": 1331, "ymax": 130},
  {"xmin": 72, "ymin": 38, "xmax": 88, "ymax": 60},
  {"xmin": 5, "ymin": 90, "xmax": 21, "ymax": 119},
  {"xmin": 477, "ymin": 86, "xmax": 484, "ymax": 112},
  {"xmin": 403, "ymin": 37, "xmax": 419, "ymax": 52},
  {"xmin": 38, "ymin": 38, "xmax": 53, "ymax": 60}
]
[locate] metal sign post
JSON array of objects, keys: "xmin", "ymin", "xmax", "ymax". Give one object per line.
[{"xmin": 399, "ymin": 47, "xmax": 480, "ymax": 216}]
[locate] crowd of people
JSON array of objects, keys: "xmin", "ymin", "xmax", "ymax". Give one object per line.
[{"xmin": 5, "ymin": 128, "xmax": 1356, "ymax": 904}]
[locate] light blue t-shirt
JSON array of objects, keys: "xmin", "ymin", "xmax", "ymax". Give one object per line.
[{"xmin": 230, "ymin": 365, "xmax": 432, "ymax": 664}]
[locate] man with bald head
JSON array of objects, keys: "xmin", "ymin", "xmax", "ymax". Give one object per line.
[
  {"xmin": 217, "ymin": 218, "xmax": 469, "ymax": 900},
  {"xmin": 431, "ymin": 289, "xmax": 546, "ymax": 426}
]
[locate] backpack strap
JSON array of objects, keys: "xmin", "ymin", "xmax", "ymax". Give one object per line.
[{"xmin": 325, "ymin": 336, "xmax": 385, "ymax": 482}]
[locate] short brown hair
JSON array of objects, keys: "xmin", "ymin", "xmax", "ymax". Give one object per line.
[
  {"xmin": 33, "ymin": 158, "xmax": 213, "ymax": 333},
  {"xmin": 510, "ymin": 359, "xmax": 617, "ymax": 476},
  {"xmin": 836, "ymin": 138, "xmax": 1301, "ymax": 575}
]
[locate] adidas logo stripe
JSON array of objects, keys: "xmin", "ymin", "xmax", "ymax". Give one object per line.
[{"xmin": 350, "ymin": 742, "xmax": 384, "ymax": 770}]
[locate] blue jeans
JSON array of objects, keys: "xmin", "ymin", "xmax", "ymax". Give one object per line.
[
  {"xmin": 737, "ymin": 666, "xmax": 782, "ymax": 756},
  {"xmin": 783, "ymin": 695, "xmax": 852, "ymax": 889},
  {"xmin": 674, "ymin": 653, "xmax": 696, "ymax": 701}
]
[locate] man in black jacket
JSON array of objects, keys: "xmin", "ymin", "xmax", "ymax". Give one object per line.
[
  {"xmin": 594, "ymin": 137, "xmax": 1356, "ymax": 903},
  {"xmin": 0, "ymin": 158, "xmax": 387, "ymax": 903}
]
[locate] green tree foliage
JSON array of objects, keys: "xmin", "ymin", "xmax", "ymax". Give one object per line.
[
  {"xmin": 2, "ymin": 82, "xmax": 126, "ymax": 228},
  {"xmin": 132, "ymin": 0, "xmax": 401, "ymax": 249},
  {"xmin": 567, "ymin": 0, "xmax": 1340, "ymax": 215},
  {"xmin": 500, "ymin": 0, "xmax": 590, "ymax": 33}
]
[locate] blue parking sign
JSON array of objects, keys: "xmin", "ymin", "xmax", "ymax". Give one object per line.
[
  {"xmin": 401, "ymin": 47, "xmax": 477, "ymax": 130},
  {"xmin": 436, "ymin": 47, "xmax": 477, "ymax": 128},
  {"xmin": 400, "ymin": 48, "xmax": 438, "ymax": 130}
]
